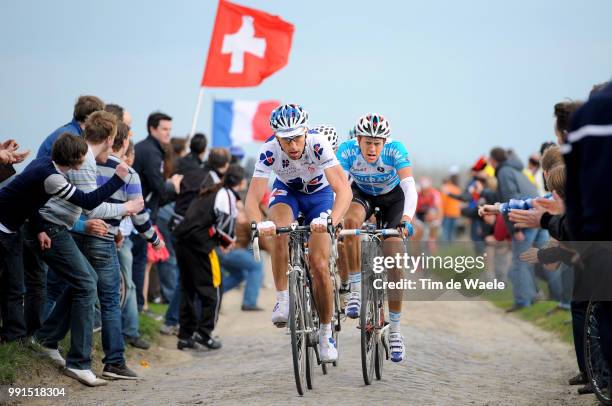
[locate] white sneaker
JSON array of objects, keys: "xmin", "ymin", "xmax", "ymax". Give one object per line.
[
  {"xmin": 389, "ymin": 332, "xmax": 405, "ymax": 362},
  {"xmin": 319, "ymin": 336, "xmax": 338, "ymax": 362},
  {"xmin": 271, "ymin": 301, "xmax": 288, "ymax": 326},
  {"xmin": 63, "ymin": 368, "xmax": 108, "ymax": 387},
  {"xmin": 345, "ymin": 292, "xmax": 361, "ymax": 319},
  {"xmin": 41, "ymin": 346, "xmax": 66, "ymax": 368}
]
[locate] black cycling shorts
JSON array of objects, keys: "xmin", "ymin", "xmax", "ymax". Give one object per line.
[{"xmin": 351, "ymin": 183, "xmax": 404, "ymax": 229}]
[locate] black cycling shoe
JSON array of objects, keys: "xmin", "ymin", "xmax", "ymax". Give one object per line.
[
  {"xmin": 193, "ymin": 332, "xmax": 222, "ymax": 350},
  {"xmin": 568, "ymin": 372, "xmax": 587, "ymax": 386}
]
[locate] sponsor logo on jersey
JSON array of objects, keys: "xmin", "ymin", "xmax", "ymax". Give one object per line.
[
  {"xmin": 377, "ymin": 166, "xmax": 385, "ymax": 173},
  {"xmin": 305, "ymin": 174, "xmax": 324, "ymax": 193},
  {"xmin": 260, "ymin": 151, "xmax": 275, "ymax": 166},
  {"xmin": 352, "ymin": 172, "xmax": 396, "ymax": 184},
  {"xmin": 313, "ymin": 143, "xmax": 324, "ymax": 160},
  {"xmin": 282, "ymin": 159, "xmax": 289, "ymax": 168}
]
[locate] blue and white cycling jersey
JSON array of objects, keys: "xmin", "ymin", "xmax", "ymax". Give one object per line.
[
  {"xmin": 253, "ymin": 130, "xmax": 340, "ymax": 194},
  {"xmin": 336, "ymin": 138, "xmax": 411, "ymax": 196}
]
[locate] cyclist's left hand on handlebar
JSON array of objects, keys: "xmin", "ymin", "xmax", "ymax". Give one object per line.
[
  {"xmin": 400, "ymin": 216, "xmax": 414, "ymax": 237},
  {"xmin": 310, "ymin": 216, "xmax": 328, "ymax": 233}
]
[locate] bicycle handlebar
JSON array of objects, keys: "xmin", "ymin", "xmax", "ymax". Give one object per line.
[
  {"xmin": 339, "ymin": 228, "xmax": 400, "ymax": 237},
  {"xmin": 250, "ymin": 219, "xmax": 339, "ymax": 262}
]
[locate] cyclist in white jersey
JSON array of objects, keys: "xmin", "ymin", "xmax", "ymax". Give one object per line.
[
  {"xmin": 245, "ymin": 105, "xmax": 352, "ymax": 362},
  {"xmin": 336, "ymin": 113, "xmax": 418, "ymax": 362}
]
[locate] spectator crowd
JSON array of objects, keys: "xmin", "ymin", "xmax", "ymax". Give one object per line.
[
  {"xmin": 0, "ymin": 96, "xmax": 264, "ymax": 386},
  {"xmin": 1, "ymin": 79, "xmax": 611, "ymax": 400}
]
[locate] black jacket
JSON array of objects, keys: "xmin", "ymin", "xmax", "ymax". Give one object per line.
[
  {"xmin": 132, "ymin": 135, "xmax": 176, "ymax": 222},
  {"xmin": 565, "ymin": 82, "xmax": 612, "ymax": 241},
  {"xmin": 176, "ymin": 153, "xmax": 204, "ymax": 175},
  {"xmin": 173, "ymin": 186, "xmax": 237, "ymax": 253}
]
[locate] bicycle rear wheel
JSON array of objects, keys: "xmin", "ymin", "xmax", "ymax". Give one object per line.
[
  {"xmin": 360, "ymin": 248, "xmax": 376, "ymax": 385},
  {"xmin": 584, "ymin": 302, "xmax": 612, "ymax": 405},
  {"xmin": 289, "ymin": 268, "xmax": 307, "ymax": 396}
]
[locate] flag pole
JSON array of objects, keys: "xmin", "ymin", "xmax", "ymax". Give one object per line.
[{"xmin": 189, "ymin": 87, "xmax": 205, "ymax": 138}]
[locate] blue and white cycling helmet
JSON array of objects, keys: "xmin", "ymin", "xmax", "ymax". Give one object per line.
[
  {"xmin": 270, "ymin": 103, "xmax": 309, "ymax": 138},
  {"xmin": 355, "ymin": 113, "xmax": 391, "ymax": 139},
  {"xmin": 313, "ymin": 125, "xmax": 338, "ymax": 150}
]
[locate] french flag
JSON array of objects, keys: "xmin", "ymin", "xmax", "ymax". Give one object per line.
[{"xmin": 212, "ymin": 99, "xmax": 280, "ymax": 147}]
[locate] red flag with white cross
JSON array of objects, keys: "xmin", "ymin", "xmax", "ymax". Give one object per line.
[{"xmin": 201, "ymin": 0, "xmax": 294, "ymax": 87}]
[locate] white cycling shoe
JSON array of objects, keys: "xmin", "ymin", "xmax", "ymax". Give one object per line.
[
  {"xmin": 271, "ymin": 301, "xmax": 288, "ymax": 327},
  {"xmin": 319, "ymin": 336, "xmax": 338, "ymax": 363},
  {"xmin": 345, "ymin": 292, "xmax": 361, "ymax": 319},
  {"xmin": 389, "ymin": 332, "xmax": 405, "ymax": 362}
]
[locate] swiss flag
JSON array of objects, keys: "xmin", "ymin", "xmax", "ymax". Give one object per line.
[{"xmin": 201, "ymin": 0, "xmax": 294, "ymax": 87}]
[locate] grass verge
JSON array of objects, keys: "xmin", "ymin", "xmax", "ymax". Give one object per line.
[{"xmin": 0, "ymin": 303, "xmax": 169, "ymax": 385}]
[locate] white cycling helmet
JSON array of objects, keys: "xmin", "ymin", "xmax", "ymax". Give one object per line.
[
  {"xmin": 355, "ymin": 113, "xmax": 390, "ymax": 138},
  {"xmin": 313, "ymin": 125, "xmax": 338, "ymax": 150},
  {"xmin": 269, "ymin": 103, "xmax": 309, "ymax": 138}
]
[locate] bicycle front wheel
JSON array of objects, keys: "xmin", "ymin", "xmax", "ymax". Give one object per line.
[
  {"xmin": 361, "ymin": 248, "xmax": 376, "ymax": 385},
  {"xmin": 289, "ymin": 268, "xmax": 307, "ymax": 396},
  {"xmin": 584, "ymin": 302, "xmax": 612, "ymax": 405}
]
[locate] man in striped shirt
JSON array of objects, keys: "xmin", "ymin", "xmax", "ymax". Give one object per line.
[
  {"xmin": 95, "ymin": 122, "xmax": 165, "ymax": 350},
  {"xmin": 31, "ymin": 111, "xmax": 143, "ymax": 386}
]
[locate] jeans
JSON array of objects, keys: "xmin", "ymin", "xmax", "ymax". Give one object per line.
[
  {"xmin": 72, "ymin": 233, "xmax": 125, "ymax": 366},
  {"xmin": 34, "ymin": 224, "xmax": 97, "ymax": 370},
  {"xmin": 532, "ymin": 229, "xmax": 563, "ymax": 301},
  {"xmin": 164, "ymin": 272, "xmax": 181, "ymax": 327},
  {"xmin": 0, "ymin": 230, "xmax": 26, "ymax": 342},
  {"xmin": 558, "ymin": 264, "xmax": 574, "ymax": 309},
  {"xmin": 130, "ymin": 234, "xmax": 147, "ymax": 311},
  {"xmin": 221, "ymin": 248, "xmax": 263, "ymax": 307},
  {"xmin": 22, "ymin": 225, "xmax": 47, "ymax": 336},
  {"xmin": 441, "ymin": 217, "xmax": 457, "ymax": 241},
  {"xmin": 508, "ymin": 228, "xmax": 538, "ymax": 307},
  {"xmin": 42, "ymin": 267, "xmax": 64, "ymax": 320},
  {"xmin": 470, "ymin": 218, "xmax": 485, "ymax": 256},
  {"xmin": 156, "ymin": 204, "xmax": 179, "ymax": 303},
  {"xmin": 118, "ymin": 236, "xmax": 140, "ymax": 338}
]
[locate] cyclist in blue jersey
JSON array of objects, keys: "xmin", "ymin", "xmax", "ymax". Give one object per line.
[
  {"xmin": 336, "ymin": 113, "xmax": 418, "ymax": 363},
  {"xmin": 245, "ymin": 105, "xmax": 352, "ymax": 362}
]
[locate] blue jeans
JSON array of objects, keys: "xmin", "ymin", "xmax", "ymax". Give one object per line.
[
  {"xmin": 221, "ymin": 248, "xmax": 263, "ymax": 307},
  {"xmin": 164, "ymin": 272, "xmax": 181, "ymax": 327},
  {"xmin": 34, "ymin": 224, "xmax": 97, "ymax": 370},
  {"xmin": 72, "ymin": 234, "xmax": 125, "ymax": 366},
  {"xmin": 42, "ymin": 267, "xmax": 64, "ymax": 320},
  {"xmin": 559, "ymin": 264, "xmax": 574, "ymax": 309},
  {"xmin": 156, "ymin": 204, "xmax": 179, "ymax": 303},
  {"xmin": 508, "ymin": 228, "xmax": 538, "ymax": 307},
  {"xmin": 0, "ymin": 230, "xmax": 26, "ymax": 342},
  {"xmin": 532, "ymin": 229, "xmax": 563, "ymax": 301},
  {"xmin": 441, "ymin": 217, "xmax": 457, "ymax": 241},
  {"xmin": 130, "ymin": 234, "xmax": 147, "ymax": 311},
  {"xmin": 163, "ymin": 230, "xmax": 181, "ymax": 327},
  {"xmin": 118, "ymin": 236, "xmax": 140, "ymax": 338}
]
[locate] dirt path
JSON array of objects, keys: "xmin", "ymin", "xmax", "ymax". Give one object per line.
[{"xmin": 27, "ymin": 284, "xmax": 598, "ymax": 406}]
